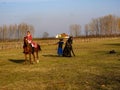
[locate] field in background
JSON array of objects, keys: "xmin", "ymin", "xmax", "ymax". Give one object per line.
[{"xmin": 0, "ymin": 37, "xmax": 120, "ymax": 90}]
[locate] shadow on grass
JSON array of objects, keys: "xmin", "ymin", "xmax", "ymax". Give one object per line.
[
  {"xmin": 118, "ymin": 59, "xmax": 120, "ymax": 61},
  {"xmin": 104, "ymin": 43, "xmax": 120, "ymax": 46},
  {"xmin": 95, "ymin": 50, "xmax": 120, "ymax": 55},
  {"xmin": 42, "ymin": 54, "xmax": 60, "ymax": 57},
  {"xmin": 9, "ymin": 59, "xmax": 25, "ymax": 64},
  {"xmin": 94, "ymin": 51, "xmax": 111, "ymax": 55}
]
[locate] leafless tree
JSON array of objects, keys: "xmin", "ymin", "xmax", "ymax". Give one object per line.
[
  {"xmin": 85, "ymin": 24, "xmax": 89, "ymax": 37},
  {"xmin": 86, "ymin": 14, "xmax": 120, "ymax": 37},
  {"xmin": 18, "ymin": 23, "xmax": 35, "ymax": 40},
  {"xmin": 2, "ymin": 25, "xmax": 8, "ymax": 41},
  {"xmin": 0, "ymin": 26, "xmax": 3, "ymax": 40},
  {"xmin": 70, "ymin": 24, "xmax": 81, "ymax": 37},
  {"xmin": 42, "ymin": 32, "xmax": 49, "ymax": 38},
  {"xmin": 117, "ymin": 18, "xmax": 120, "ymax": 34},
  {"xmin": 0, "ymin": 23, "xmax": 35, "ymax": 41}
]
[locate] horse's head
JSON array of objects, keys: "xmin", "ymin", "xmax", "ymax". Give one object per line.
[
  {"xmin": 23, "ymin": 37, "xmax": 31, "ymax": 53},
  {"xmin": 24, "ymin": 37, "xmax": 29, "ymax": 46}
]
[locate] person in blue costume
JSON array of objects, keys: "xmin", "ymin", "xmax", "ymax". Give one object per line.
[{"xmin": 57, "ymin": 38, "xmax": 64, "ymax": 56}]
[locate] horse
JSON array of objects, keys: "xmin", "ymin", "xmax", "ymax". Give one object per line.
[{"xmin": 23, "ymin": 37, "xmax": 41, "ymax": 64}]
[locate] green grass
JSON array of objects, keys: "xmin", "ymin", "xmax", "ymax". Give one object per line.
[{"xmin": 0, "ymin": 38, "xmax": 120, "ymax": 90}]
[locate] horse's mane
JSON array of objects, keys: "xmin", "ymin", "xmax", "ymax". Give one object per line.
[{"xmin": 23, "ymin": 37, "xmax": 27, "ymax": 47}]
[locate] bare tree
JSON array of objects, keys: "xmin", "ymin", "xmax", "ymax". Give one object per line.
[
  {"xmin": 17, "ymin": 23, "xmax": 35, "ymax": 39},
  {"xmin": 3, "ymin": 25, "xmax": 8, "ymax": 41},
  {"xmin": 29, "ymin": 25, "xmax": 35, "ymax": 37},
  {"xmin": 116, "ymin": 17, "xmax": 120, "ymax": 35},
  {"xmin": 70, "ymin": 24, "xmax": 81, "ymax": 37},
  {"xmin": 42, "ymin": 32, "xmax": 49, "ymax": 38},
  {"xmin": 85, "ymin": 24, "xmax": 89, "ymax": 37},
  {"xmin": 86, "ymin": 15, "xmax": 120, "ymax": 37},
  {"xmin": 0, "ymin": 26, "xmax": 2, "ymax": 40},
  {"xmin": 0, "ymin": 23, "xmax": 35, "ymax": 41}
]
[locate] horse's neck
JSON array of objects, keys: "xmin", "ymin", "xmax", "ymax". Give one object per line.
[
  {"xmin": 24, "ymin": 41, "xmax": 26, "ymax": 45},
  {"xmin": 24, "ymin": 40, "xmax": 31, "ymax": 47}
]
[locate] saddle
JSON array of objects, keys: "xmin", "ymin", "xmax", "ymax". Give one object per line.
[{"xmin": 23, "ymin": 44, "xmax": 34, "ymax": 54}]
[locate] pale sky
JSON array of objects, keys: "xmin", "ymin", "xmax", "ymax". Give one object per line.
[{"xmin": 0, "ymin": 0, "xmax": 120, "ymax": 37}]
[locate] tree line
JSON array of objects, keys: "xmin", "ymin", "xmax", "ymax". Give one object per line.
[
  {"xmin": 70, "ymin": 14, "xmax": 120, "ymax": 37},
  {"xmin": 0, "ymin": 14, "xmax": 120, "ymax": 41},
  {"xmin": 85, "ymin": 14, "xmax": 120, "ymax": 37},
  {"xmin": 0, "ymin": 23, "xmax": 34, "ymax": 41}
]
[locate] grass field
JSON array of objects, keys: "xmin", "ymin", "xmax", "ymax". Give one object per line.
[{"xmin": 0, "ymin": 38, "xmax": 120, "ymax": 90}]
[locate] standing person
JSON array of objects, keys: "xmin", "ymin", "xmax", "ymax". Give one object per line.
[
  {"xmin": 57, "ymin": 38, "xmax": 64, "ymax": 56},
  {"xmin": 63, "ymin": 36, "xmax": 75, "ymax": 57}
]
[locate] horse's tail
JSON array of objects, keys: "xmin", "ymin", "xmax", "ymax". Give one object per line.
[{"xmin": 37, "ymin": 44, "xmax": 41, "ymax": 51}]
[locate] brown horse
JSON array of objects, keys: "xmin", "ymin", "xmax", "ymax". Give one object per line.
[{"xmin": 23, "ymin": 37, "xmax": 41, "ymax": 64}]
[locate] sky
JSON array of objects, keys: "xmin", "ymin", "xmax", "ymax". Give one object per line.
[{"xmin": 0, "ymin": 0, "xmax": 120, "ymax": 37}]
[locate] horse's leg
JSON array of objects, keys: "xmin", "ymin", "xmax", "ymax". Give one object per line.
[
  {"xmin": 32, "ymin": 53, "xmax": 36, "ymax": 63},
  {"xmin": 24, "ymin": 54, "xmax": 27, "ymax": 64},
  {"xmin": 36, "ymin": 51, "xmax": 39, "ymax": 63},
  {"xmin": 29, "ymin": 53, "xmax": 33, "ymax": 64}
]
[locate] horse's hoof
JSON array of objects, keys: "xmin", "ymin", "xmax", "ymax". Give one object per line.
[
  {"xmin": 30, "ymin": 62, "xmax": 34, "ymax": 64},
  {"xmin": 36, "ymin": 60, "xmax": 39, "ymax": 63},
  {"xmin": 23, "ymin": 62, "xmax": 26, "ymax": 65}
]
